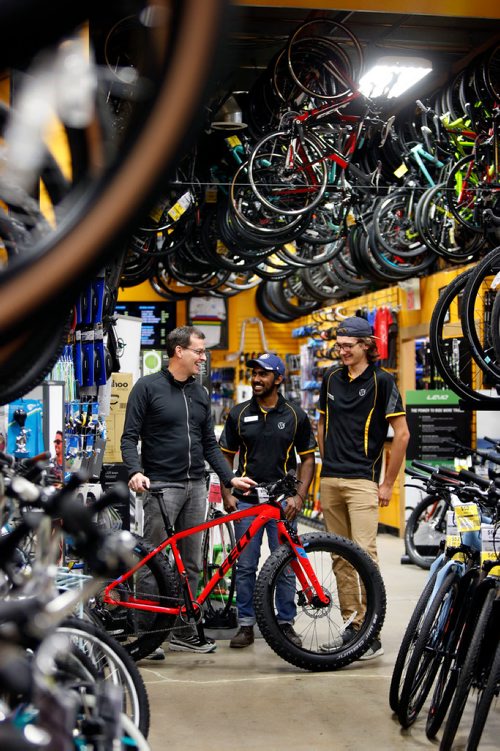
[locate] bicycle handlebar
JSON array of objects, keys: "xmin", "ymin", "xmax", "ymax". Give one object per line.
[
  {"xmin": 458, "ymin": 468, "xmax": 491, "ymax": 490},
  {"xmin": 251, "ymin": 472, "xmax": 300, "ymax": 503},
  {"xmin": 410, "ymin": 460, "xmax": 461, "ymax": 481},
  {"xmin": 404, "ymin": 467, "xmax": 430, "ymax": 482},
  {"xmin": 484, "ymin": 436, "xmax": 500, "ymax": 449},
  {"xmin": 147, "ymin": 481, "xmax": 170, "ymax": 494},
  {"xmin": 443, "ymin": 438, "xmax": 500, "ymax": 466}
]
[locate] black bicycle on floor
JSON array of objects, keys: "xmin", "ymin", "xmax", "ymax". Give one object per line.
[
  {"xmin": 391, "ymin": 461, "xmax": 500, "ymax": 741},
  {"xmin": 404, "ymin": 442, "xmax": 500, "ymax": 569}
]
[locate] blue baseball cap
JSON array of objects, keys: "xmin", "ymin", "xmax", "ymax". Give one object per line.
[
  {"xmin": 336, "ymin": 317, "xmax": 374, "ymax": 337},
  {"xmin": 246, "ymin": 353, "xmax": 285, "ymax": 376}
]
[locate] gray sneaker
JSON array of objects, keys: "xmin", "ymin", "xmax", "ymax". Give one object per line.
[
  {"xmin": 319, "ymin": 625, "xmax": 356, "ymax": 652},
  {"xmin": 144, "ymin": 646, "xmax": 166, "ymax": 661},
  {"xmin": 358, "ymin": 637, "xmax": 384, "ymax": 661}
]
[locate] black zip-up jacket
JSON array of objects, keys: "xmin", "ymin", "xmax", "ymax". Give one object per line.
[{"xmin": 120, "ymin": 369, "xmax": 234, "ymax": 486}]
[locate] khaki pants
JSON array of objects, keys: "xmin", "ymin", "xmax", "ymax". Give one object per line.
[{"xmin": 319, "ymin": 477, "xmax": 379, "ymax": 628}]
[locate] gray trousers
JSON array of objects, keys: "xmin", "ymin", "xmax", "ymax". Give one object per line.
[{"xmin": 142, "ymin": 479, "xmax": 207, "ymax": 599}]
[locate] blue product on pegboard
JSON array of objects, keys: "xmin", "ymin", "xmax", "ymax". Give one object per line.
[{"xmin": 7, "ymin": 399, "xmax": 44, "ymax": 457}]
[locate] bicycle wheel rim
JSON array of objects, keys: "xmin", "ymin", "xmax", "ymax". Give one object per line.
[
  {"xmin": 398, "ymin": 567, "xmax": 460, "ymax": 727},
  {"xmin": 429, "ymin": 268, "xmax": 500, "ymax": 404},
  {"xmin": 461, "ymin": 245, "xmax": 500, "ymax": 381},
  {"xmin": 0, "ymin": 0, "xmax": 227, "ymax": 339},
  {"xmin": 465, "ymin": 636, "xmax": 500, "ymax": 751},
  {"xmin": 438, "ymin": 586, "xmax": 497, "ymax": 750},
  {"xmin": 286, "ymin": 20, "xmax": 363, "ymax": 102},
  {"xmin": 404, "ymin": 495, "xmax": 448, "ymax": 569},
  {"xmin": 59, "ymin": 618, "xmax": 150, "ymax": 737},
  {"xmin": 248, "ymin": 130, "xmax": 328, "ymax": 216},
  {"xmin": 88, "ymin": 535, "xmax": 179, "ymax": 662}
]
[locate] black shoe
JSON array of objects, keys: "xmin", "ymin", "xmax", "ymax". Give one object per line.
[
  {"xmin": 281, "ymin": 623, "xmax": 302, "ymax": 648},
  {"xmin": 229, "ymin": 626, "xmax": 254, "ymax": 648},
  {"xmin": 169, "ymin": 633, "xmax": 216, "ymax": 653}
]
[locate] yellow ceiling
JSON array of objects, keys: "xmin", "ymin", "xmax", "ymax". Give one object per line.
[{"xmin": 234, "ymin": 0, "xmax": 500, "ymax": 21}]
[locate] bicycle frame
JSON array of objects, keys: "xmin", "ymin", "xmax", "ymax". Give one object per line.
[
  {"xmin": 103, "ymin": 500, "xmax": 330, "ymax": 617},
  {"xmin": 408, "ymin": 142, "xmax": 446, "ymax": 187},
  {"xmin": 294, "ymin": 104, "xmax": 366, "ymax": 175}
]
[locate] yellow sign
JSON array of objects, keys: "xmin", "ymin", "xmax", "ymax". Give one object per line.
[{"xmin": 104, "ymin": 373, "xmax": 133, "ymax": 464}]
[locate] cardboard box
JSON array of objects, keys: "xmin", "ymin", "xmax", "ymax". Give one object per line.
[{"xmin": 104, "ymin": 373, "xmax": 133, "ymax": 464}]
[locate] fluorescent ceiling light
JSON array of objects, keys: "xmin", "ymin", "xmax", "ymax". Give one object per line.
[{"xmin": 359, "ymin": 56, "xmax": 432, "ymax": 98}]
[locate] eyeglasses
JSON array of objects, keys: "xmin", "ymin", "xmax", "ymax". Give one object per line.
[
  {"xmin": 333, "ymin": 342, "xmax": 361, "ymax": 353},
  {"xmin": 53, "ymin": 439, "xmax": 62, "ymax": 445},
  {"xmin": 182, "ymin": 347, "xmax": 207, "ymax": 357}
]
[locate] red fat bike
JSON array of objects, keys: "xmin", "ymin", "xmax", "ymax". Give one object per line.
[{"xmin": 90, "ymin": 474, "xmax": 386, "ymax": 671}]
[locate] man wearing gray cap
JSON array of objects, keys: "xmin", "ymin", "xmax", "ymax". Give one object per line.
[
  {"xmin": 317, "ymin": 316, "xmax": 410, "ymax": 660},
  {"xmin": 220, "ymin": 353, "xmax": 317, "ymax": 649}
]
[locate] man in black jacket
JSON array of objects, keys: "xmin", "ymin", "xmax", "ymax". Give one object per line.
[{"xmin": 121, "ymin": 325, "xmax": 254, "ymax": 653}]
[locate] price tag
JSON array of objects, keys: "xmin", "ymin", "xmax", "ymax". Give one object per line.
[
  {"xmin": 225, "ymin": 135, "xmax": 242, "ymax": 149},
  {"xmin": 480, "ymin": 524, "xmax": 500, "ymax": 575},
  {"xmin": 454, "ymin": 503, "xmax": 481, "ymax": 532},
  {"xmin": 394, "ymin": 162, "xmax": 408, "ymax": 178},
  {"xmin": 167, "ymin": 191, "xmax": 194, "ymax": 221},
  {"xmin": 445, "ymin": 510, "xmax": 462, "ymax": 558},
  {"xmin": 216, "ymin": 239, "xmax": 229, "ymax": 255},
  {"xmin": 480, "ymin": 551, "xmax": 500, "ymax": 576},
  {"xmin": 205, "ymin": 185, "xmax": 218, "ymax": 203},
  {"xmin": 256, "ymin": 487, "xmax": 269, "ymax": 503}
]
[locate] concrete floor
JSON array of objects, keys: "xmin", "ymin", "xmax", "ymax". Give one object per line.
[{"xmin": 138, "ymin": 531, "xmax": 499, "ymax": 751}]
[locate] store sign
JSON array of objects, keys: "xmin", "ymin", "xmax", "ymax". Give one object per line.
[
  {"xmin": 104, "ymin": 373, "xmax": 133, "ymax": 464},
  {"xmin": 115, "ymin": 302, "xmax": 176, "ymax": 349},
  {"xmin": 405, "ymin": 389, "xmax": 472, "ymax": 462}
]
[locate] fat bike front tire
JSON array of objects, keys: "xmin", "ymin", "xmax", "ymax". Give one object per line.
[{"xmin": 254, "ymin": 532, "xmax": 386, "ymax": 672}]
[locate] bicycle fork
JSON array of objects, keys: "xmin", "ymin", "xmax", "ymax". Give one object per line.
[{"xmin": 279, "ymin": 524, "xmax": 331, "ymax": 608}]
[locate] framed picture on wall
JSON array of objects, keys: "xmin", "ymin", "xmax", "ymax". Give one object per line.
[{"xmin": 187, "ymin": 296, "xmax": 228, "ymax": 349}]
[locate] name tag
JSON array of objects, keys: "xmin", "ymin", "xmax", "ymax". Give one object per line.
[{"xmin": 244, "ymin": 415, "xmax": 259, "ymax": 422}]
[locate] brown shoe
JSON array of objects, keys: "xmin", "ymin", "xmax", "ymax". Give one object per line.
[{"xmin": 230, "ymin": 626, "xmax": 254, "ymax": 648}]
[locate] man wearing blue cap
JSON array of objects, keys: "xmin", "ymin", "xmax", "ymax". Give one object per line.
[
  {"xmin": 220, "ymin": 353, "xmax": 317, "ymax": 649},
  {"xmin": 318, "ymin": 316, "xmax": 410, "ymax": 660}
]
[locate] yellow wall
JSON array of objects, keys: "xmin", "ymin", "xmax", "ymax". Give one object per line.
[{"xmin": 235, "ymin": 0, "xmax": 500, "ymax": 20}]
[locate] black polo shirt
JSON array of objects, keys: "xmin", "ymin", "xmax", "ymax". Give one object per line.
[
  {"xmin": 318, "ymin": 364, "xmax": 405, "ymax": 482},
  {"xmin": 219, "ymin": 393, "xmax": 316, "ymax": 498}
]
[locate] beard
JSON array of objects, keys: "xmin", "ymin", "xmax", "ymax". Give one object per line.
[{"xmin": 252, "ymin": 381, "xmax": 276, "ymax": 400}]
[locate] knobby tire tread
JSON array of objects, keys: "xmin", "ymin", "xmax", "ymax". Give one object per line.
[{"xmin": 254, "ymin": 532, "xmax": 386, "ymax": 672}]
